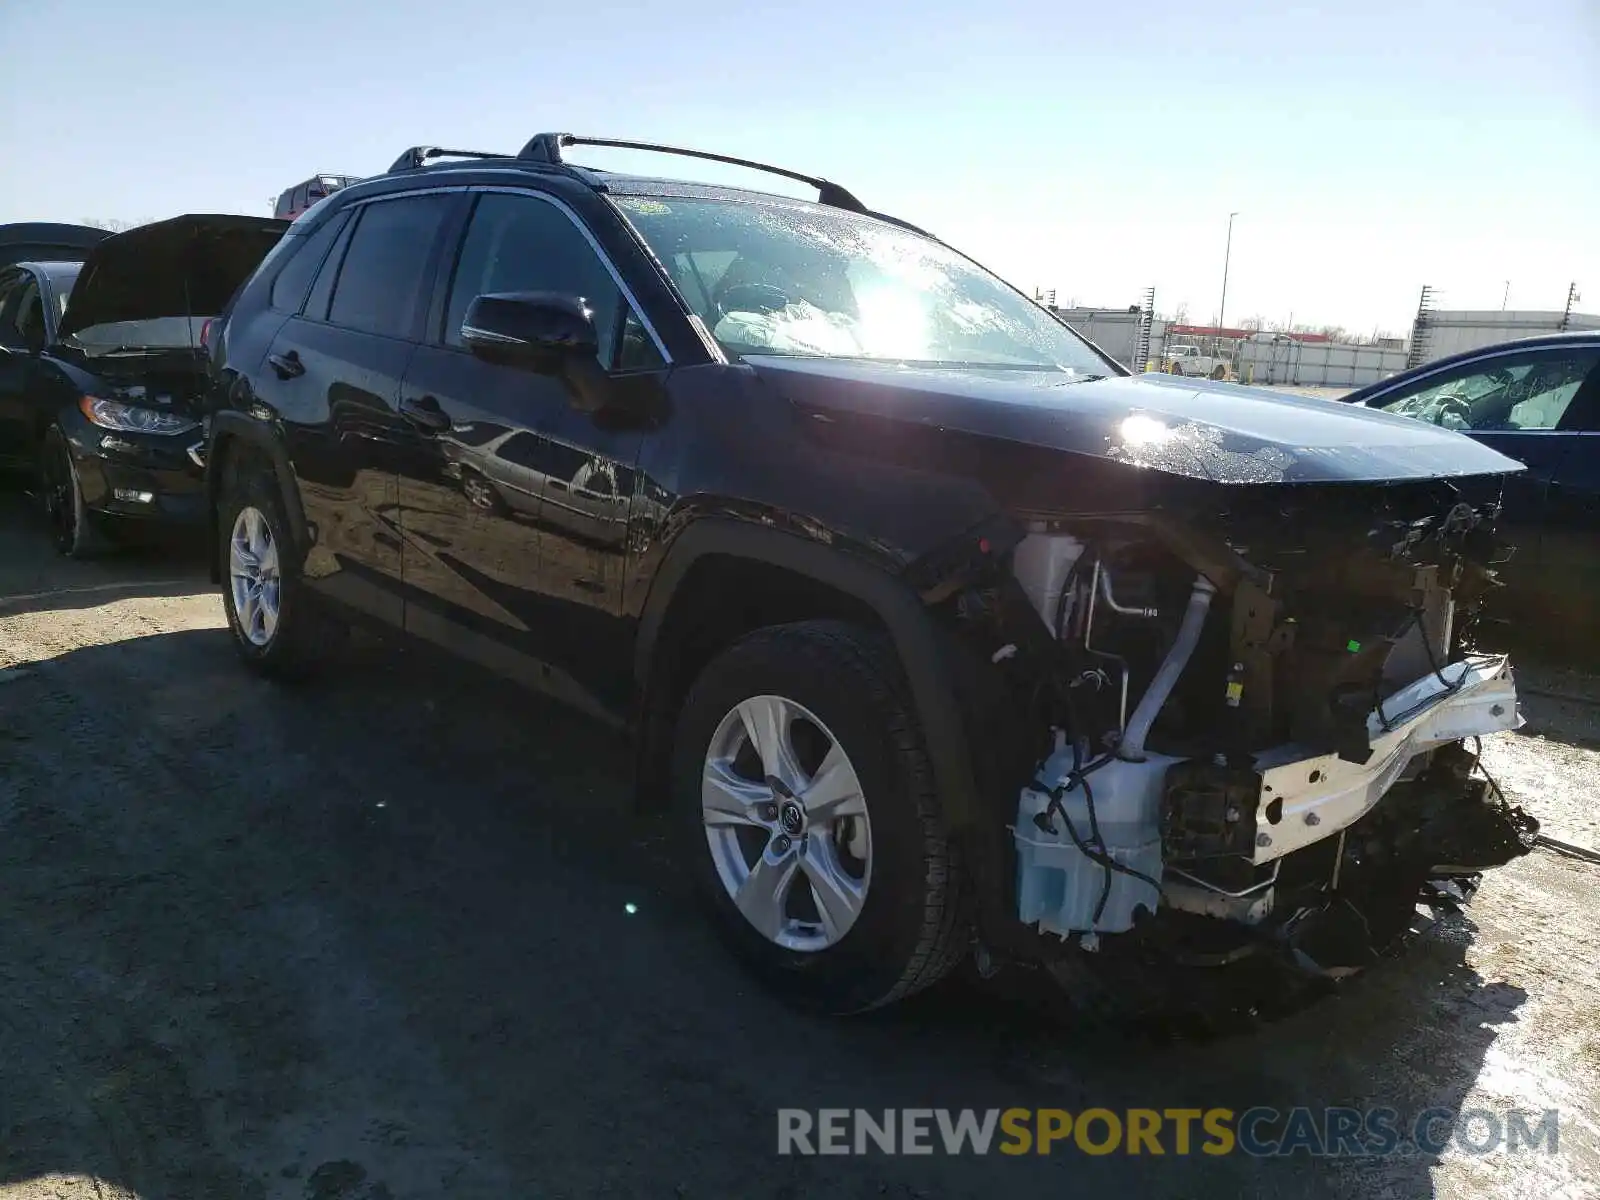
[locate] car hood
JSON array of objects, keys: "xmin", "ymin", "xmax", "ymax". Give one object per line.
[
  {"xmin": 0, "ymin": 221, "xmax": 109, "ymax": 269},
  {"xmin": 746, "ymin": 357, "xmax": 1526, "ymax": 485},
  {"xmin": 59, "ymin": 214, "xmax": 289, "ymax": 339}
]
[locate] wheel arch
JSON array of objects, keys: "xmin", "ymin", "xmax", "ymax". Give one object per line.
[
  {"xmin": 205, "ymin": 412, "xmax": 310, "ymax": 584},
  {"xmin": 632, "ymin": 518, "xmax": 982, "ymax": 835}
]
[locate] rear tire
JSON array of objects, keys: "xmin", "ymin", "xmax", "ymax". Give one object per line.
[
  {"xmin": 217, "ymin": 452, "xmax": 343, "ymax": 680},
  {"xmin": 673, "ymin": 620, "xmax": 970, "ymax": 1014},
  {"xmin": 38, "ymin": 426, "xmax": 108, "ymax": 559},
  {"xmin": 1210, "ymin": 364, "xmax": 1227, "ymax": 381},
  {"xmin": 1168, "ymin": 361, "xmax": 1185, "ymax": 375}
]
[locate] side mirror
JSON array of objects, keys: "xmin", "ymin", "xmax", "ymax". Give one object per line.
[{"xmin": 460, "ymin": 292, "xmax": 598, "ymax": 371}]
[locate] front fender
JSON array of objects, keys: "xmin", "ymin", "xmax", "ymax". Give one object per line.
[
  {"xmin": 634, "ymin": 516, "xmax": 984, "ymax": 833},
  {"xmin": 205, "ymin": 410, "xmax": 311, "ymax": 583}
]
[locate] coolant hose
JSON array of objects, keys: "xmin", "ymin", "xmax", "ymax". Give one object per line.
[{"xmin": 1119, "ymin": 575, "xmax": 1218, "ymax": 761}]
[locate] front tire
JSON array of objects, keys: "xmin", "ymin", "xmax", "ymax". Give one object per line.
[
  {"xmin": 38, "ymin": 426, "xmax": 108, "ymax": 559},
  {"xmin": 217, "ymin": 453, "xmax": 343, "ymax": 679},
  {"xmin": 673, "ymin": 620, "xmax": 969, "ymax": 1014},
  {"xmin": 461, "ymin": 468, "xmax": 508, "ymax": 515}
]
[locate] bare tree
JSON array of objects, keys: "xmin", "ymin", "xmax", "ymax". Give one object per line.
[{"xmin": 81, "ymin": 217, "xmax": 141, "ymax": 232}]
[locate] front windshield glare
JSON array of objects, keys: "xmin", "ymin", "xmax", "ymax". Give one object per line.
[
  {"xmin": 615, "ymin": 195, "xmax": 1109, "ymax": 374},
  {"xmin": 67, "ymin": 317, "xmax": 207, "ymax": 353}
]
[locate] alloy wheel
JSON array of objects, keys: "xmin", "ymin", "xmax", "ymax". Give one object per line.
[
  {"xmin": 463, "ymin": 473, "xmax": 495, "ymax": 510},
  {"xmin": 701, "ymin": 695, "xmax": 873, "ymax": 952},
  {"xmin": 229, "ymin": 506, "xmax": 281, "ymax": 647}
]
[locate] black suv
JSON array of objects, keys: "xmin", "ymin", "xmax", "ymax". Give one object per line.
[{"xmin": 207, "ymin": 133, "xmax": 1538, "ymax": 1020}]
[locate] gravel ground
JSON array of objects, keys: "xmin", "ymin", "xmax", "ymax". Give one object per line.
[{"xmin": 0, "ymin": 492, "xmax": 1595, "ymax": 1200}]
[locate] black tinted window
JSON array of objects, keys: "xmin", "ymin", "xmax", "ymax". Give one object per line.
[
  {"xmin": 442, "ymin": 192, "xmax": 660, "ymax": 369},
  {"xmin": 269, "ymin": 210, "xmax": 351, "ymax": 313},
  {"xmin": 305, "ymin": 215, "xmax": 356, "ymax": 321},
  {"xmin": 544, "ymin": 441, "xmax": 591, "ymax": 482},
  {"xmin": 496, "ymin": 431, "xmax": 549, "ymax": 471},
  {"xmin": 11, "ymin": 279, "xmax": 45, "ymax": 351},
  {"xmin": 0, "ymin": 271, "xmax": 27, "ymax": 349},
  {"xmin": 326, "ymin": 195, "xmax": 452, "ymax": 338}
]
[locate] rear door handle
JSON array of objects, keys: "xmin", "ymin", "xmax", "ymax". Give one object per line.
[
  {"xmin": 267, "ymin": 350, "xmax": 305, "ymax": 380},
  {"xmin": 400, "ymin": 394, "xmax": 452, "ymax": 433}
]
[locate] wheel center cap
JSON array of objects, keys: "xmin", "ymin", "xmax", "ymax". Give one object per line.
[{"xmin": 778, "ymin": 800, "xmax": 806, "ymax": 836}]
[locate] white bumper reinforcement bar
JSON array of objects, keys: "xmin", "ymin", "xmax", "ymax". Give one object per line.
[{"xmin": 1250, "ymin": 655, "xmax": 1520, "ymax": 865}]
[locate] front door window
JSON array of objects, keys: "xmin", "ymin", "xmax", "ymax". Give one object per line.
[{"xmin": 1377, "ymin": 350, "xmax": 1600, "ymax": 432}]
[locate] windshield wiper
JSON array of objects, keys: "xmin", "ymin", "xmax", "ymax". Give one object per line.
[{"xmin": 76, "ymin": 344, "xmax": 191, "ymax": 358}]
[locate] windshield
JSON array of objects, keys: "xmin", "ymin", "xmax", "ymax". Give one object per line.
[
  {"xmin": 615, "ymin": 195, "xmax": 1112, "ymax": 374},
  {"xmin": 48, "ymin": 266, "xmax": 81, "ymax": 317},
  {"xmin": 65, "ymin": 316, "xmax": 211, "ymax": 355}
]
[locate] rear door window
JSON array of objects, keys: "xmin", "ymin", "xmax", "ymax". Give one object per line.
[
  {"xmin": 324, "ymin": 195, "xmax": 454, "ymax": 338},
  {"xmin": 304, "ymin": 215, "xmax": 357, "ymax": 321}
]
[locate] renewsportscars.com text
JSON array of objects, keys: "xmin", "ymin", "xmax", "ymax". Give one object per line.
[{"xmin": 776, "ymin": 1107, "xmax": 1561, "ymax": 1158}]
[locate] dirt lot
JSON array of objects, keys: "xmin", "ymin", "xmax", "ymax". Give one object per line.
[{"xmin": 0, "ymin": 492, "xmax": 1596, "ymax": 1200}]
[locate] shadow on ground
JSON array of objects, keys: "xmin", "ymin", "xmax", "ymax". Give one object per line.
[{"xmin": 0, "ymin": 612, "xmax": 1526, "ymax": 1199}]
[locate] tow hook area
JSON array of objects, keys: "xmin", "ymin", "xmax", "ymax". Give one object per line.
[{"xmin": 1284, "ymin": 749, "xmax": 1540, "ymax": 979}]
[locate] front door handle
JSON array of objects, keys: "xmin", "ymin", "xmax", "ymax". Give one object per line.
[
  {"xmin": 400, "ymin": 394, "xmax": 451, "ymax": 433},
  {"xmin": 267, "ymin": 350, "xmax": 305, "ymax": 380}
]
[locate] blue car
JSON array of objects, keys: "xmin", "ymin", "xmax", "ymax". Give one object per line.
[{"xmin": 1344, "ymin": 332, "xmax": 1600, "ymax": 649}]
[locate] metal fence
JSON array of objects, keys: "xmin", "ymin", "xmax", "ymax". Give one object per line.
[
  {"xmin": 1414, "ymin": 310, "xmax": 1600, "ymax": 362},
  {"xmin": 1057, "ymin": 300, "xmax": 1600, "ymax": 390},
  {"xmin": 1233, "ymin": 339, "xmax": 1408, "ymax": 388}
]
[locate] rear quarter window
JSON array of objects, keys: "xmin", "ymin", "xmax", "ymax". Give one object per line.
[{"xmin": 268, "ymin": 210, "xmax": 353, "ymax": 313}]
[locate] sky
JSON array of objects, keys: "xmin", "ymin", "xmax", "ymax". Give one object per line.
[{"xmin": 2, "ymin": 0, "xmax": 1596, "ymax": 336}]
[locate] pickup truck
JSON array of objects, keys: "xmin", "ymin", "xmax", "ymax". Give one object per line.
[{"xmin": 1162, "ymin": 343, "xmax": 1231, "ymax": 379}]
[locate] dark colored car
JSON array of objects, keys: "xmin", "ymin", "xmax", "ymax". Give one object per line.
[
  {"xmin": 205, "ymin": 133, "xmax": 1538, "ymax": 1021},
  {"xmin": 0, "ymin": 221, "xmax": 109, "ymax": 271},
  {"xmin": 0, "ymin": 214, "xmax": 287, "ymax": 555},
  {"xmin": 1343, "ymin": 332, "xmax": 1600, "ymax": 649}
]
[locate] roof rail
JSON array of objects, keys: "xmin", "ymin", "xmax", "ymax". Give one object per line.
[
  {"xmin": 388, "ymin": 145, "xmax": 514, "ymax": 173},
  {"xmin": 864, "ymin": 211, "xmax": 936, "ymax": 240},
  {"xmin": 515, "ymin": 133, "xmax": 868, "ymax": 214}
]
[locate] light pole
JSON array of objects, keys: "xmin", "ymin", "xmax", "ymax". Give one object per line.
[{"xmin": 1217, "ymin": 211, "xmax": 1239, "ymax": 353}]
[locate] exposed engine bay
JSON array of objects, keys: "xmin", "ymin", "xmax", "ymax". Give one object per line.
[{"xmin": 949, "ymin": 479, "xmax": 1539, "ymax": 999}]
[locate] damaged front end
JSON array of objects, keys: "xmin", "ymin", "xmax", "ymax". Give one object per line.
[{"xmin": 947, "ymin": 477, "xmax": 1539, "ymax": 1017}]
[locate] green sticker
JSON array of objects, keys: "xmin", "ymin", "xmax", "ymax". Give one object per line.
[
  {"xmin": 616, "ymin": 197, "xmax": 671, "ymax": 215},
  {"xmin": 1346, "ymin": 639, "xmax": 1362, "ymax": 653}
]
